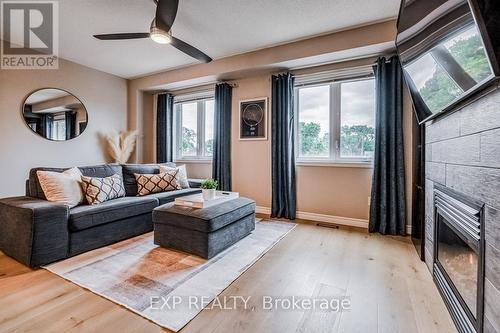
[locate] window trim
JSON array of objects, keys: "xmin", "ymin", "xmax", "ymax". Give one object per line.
[
  {"xmin": 294, "ymin": 75, "xmax": 376, "ymax": 166},
  {"xmin": 174, "ymin": 98, "xmax": 214, "ymax": 162}
]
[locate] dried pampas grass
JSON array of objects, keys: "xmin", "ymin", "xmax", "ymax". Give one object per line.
[{"xmin": 106, "ymin": 130, "xmax": 138, "ymax": 164}]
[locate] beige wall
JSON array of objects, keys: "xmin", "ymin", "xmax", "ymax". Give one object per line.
[
  {"xmin": 197, "ymin": 78, "xmax": 410, "ymax": 222},
  {"xmin": 231, "ymin": 76, "xmax": 273, "ymax": 208},
  {"xmin": 0, "ymin": 58, "xmax": 127, "ymax": 197},
  {"xmin": 141, "ymin": 92, "xmax": 155, "ymax": 163},
  {"xmin": 128, "ymin": 20, "xmax": 414, "ymax": 225},
  {"xmin": 140, "ymin": 68, "xmax": 413, "ymax": 222},
  {"xmin": 296, "ymin": 166, "xmax": 373, "ymax": 220},
  {"xmin": 183, "ymin": 162, "xmax": 211, "ymax": 180}
]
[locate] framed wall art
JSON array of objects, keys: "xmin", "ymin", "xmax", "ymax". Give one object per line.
[{"xmin": 239, "ymin": 97, "xmax": 267, "ymax": 140}]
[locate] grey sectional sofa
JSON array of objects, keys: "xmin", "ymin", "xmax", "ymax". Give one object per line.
[{"xmin": 0, "ymin": 163, "xmax": 202, "ymax": 268}]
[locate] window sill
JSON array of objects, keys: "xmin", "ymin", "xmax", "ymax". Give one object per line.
[
  {"xmin": 296, "ymin": 160, "xmax": 373, "ymax": 168},
  {"xmin": 175, "ymin": 158, "xmax": 213, "ymax": 164}
]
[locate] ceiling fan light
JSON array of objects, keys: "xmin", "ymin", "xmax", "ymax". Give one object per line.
[
  {"xmin": 150, "ymin": 26, "xmax": 171, "ymax": 44},
  {"xmin": 151, "ymin": 34, "xmax": 170, "ymax": 44},
  {"xmin": 150, "ymin": 19, "xmax": 172, "ymax": 44}
]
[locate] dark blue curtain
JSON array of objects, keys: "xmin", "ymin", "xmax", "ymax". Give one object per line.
[
  {"xmin": 65, "ymin": 111, "xmax": 77, "ymax": 139},
  {"xmin": 271, "ymin": 73, "xmax": 296, "ymax": 220},
  {"xmin": 212, "ymin": 83, "xmax": 232, "ymax": 191},
  {"xmin": 369, "ymin": 56, "xmax": 406, "ymax": 235},
  {"xmin": 157, "ymin": 93, "xmax": 174, "ymax": 163},
  {"xmin": 40, "ymin": 114, "xmax": 53, "ymax": 139}
]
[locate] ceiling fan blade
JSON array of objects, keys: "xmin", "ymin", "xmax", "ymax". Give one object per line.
[
  {"xmin": 170, "ymin": 36, "xmax": 212, "ymax": 63},
  {"xmin": 93, "ymin": 33, "xmax": 150, "ymax": 40},
  {"xmin": 155, "ymin": 0, "xmax": 179, "ymax": 32}
]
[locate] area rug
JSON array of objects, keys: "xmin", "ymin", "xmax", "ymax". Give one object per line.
[{"xmin": 44, "ymin": 219, "xmax": 296, "ymax": 332}]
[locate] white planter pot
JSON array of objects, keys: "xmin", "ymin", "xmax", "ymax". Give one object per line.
[{"xmin": 202, "ymin": 189, "xmax": 216, "ymax": 201}]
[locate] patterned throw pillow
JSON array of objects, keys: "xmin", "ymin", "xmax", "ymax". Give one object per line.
[
  {"xmin": 134, "ymin": 170, "xmax": 178, "ymax": 196},
  {"xmin": 159, "ymin": 164, "xmax": 189, "ymax": 189},
  {"xmin": 80, "ymin": 174, "xmax": 126, "ymax": 205}
]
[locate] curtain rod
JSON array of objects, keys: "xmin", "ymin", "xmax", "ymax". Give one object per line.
[
  {"xmin": 373, "ymin": 53, "xmax": 398, "ymax": 64},
  {"xmin": 270, "ymin": 52, "xmax": 397, "ymax": 77},
  {"xmin": 294, "ymin": 74, "xmax": 375, "ymax": 88}
]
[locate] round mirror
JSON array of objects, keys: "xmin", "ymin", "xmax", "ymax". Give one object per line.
[{"xmin": 22, "ymin": 88, "xmax": 88, "ymax": 141}]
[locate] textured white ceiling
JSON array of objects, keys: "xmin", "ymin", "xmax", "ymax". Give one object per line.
[{"xmin": 55, "ymin": 0, "xmax": 400, "ymax": 78}]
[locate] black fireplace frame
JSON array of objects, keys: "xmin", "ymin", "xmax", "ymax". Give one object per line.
[{"xmin": 433, "ymin": 184, "xmax": 485, "ymax": 333}]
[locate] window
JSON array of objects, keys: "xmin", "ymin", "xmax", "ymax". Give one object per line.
[
  {"xmin": 52, "ymin": 114, "xmax": 66, "ymax": 141},
  {"xmin": 295, "ymin": 76, "xmax": 375, "ymax": 164},
  {"xmin": 175, "ymin": 98, "xmax": 214, "ymax": 160},
  {"xmin": 297, "ymin": 85, "xmax": 330, "ymax": 158},
  {"xmin": 339, "ymin": 79, "xmax": 376, "ymax": 159},
  {"xmin": 180, "ymin": 102, "xmax": 198, "ymax": 156}
]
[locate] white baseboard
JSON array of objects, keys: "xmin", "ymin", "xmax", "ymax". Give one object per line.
[
  {"xmin": 255, "ymin": 206, "xmax": 272, "ymax": 215},
  {"xmin": 256, "ymin": 206, "xmax": 413, "ymax": 235},
  {"xmin": 256, "ymin": 206, "xmax": 368, "ymax": 229},
  {"xmin": 406, "ymin": 224, "xmax": 412, "ymax": 236}
]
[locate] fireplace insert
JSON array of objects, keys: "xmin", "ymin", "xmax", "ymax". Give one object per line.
[{"xmin": 433, "ymin": 184, "xmax": 484, "ymax": 333}]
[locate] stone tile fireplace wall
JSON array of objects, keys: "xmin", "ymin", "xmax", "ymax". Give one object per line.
[{"xmin": 424, "ymin": 83, "xmax": 500, "ymax": 333}]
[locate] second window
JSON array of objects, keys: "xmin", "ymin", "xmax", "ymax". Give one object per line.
[
  {"xmin": 296, "ymin": 77, "xmax": 376, "ymax": 164},
  {"xmin": 175, "ymin": 98, "xmax": 214, "ymax": 160}
]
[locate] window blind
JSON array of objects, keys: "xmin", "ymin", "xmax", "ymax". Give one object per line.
[{"xmin": 294, "ymin": 64, "xmax": 374, "ymax": 87}]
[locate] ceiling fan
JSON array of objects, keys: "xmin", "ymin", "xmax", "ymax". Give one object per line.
[{"xmin": 93, "ymin": 0, "xmax": 212, "ymax": 63}]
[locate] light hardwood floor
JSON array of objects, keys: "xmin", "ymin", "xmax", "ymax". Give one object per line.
[{"xmin": 0, "ymin": 221, "xmax": 456, "ymax": 333}]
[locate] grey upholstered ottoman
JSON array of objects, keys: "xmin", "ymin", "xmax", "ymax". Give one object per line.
[{"xmin": 152, "ymin": 197, "xmax": 256, "ymax": 259}]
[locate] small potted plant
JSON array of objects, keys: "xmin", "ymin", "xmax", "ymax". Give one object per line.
[{"xmin": 200, "ymin": 178, "xmax": 218, "ymax": 200}]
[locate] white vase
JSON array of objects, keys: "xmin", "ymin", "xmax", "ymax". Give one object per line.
[{"xmin": 202, "ymin": 189, "xmax": 216, "ymax": 201}]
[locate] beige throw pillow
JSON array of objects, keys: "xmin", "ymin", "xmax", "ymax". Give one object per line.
[
  {"xmin": 134, "ymin": 170, "xmax": 179, "ymax": 196},
  {"xmin": 37, "ymin": 167, "xmax": 84, "ymax": 208},
  {"xmin": 80, "ymin": 174, "xmax": 126, "ymax": 205},
  {"xmin": 159, "ymin": 164, "xmax": 189, "ymax": 189}
]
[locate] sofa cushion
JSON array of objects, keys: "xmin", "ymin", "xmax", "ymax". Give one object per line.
[
  {"xmin": 69, "ymin": 196, "xmax": 158, "ymax": 231},
  {"xmin": 153, "ymin": 197, "xmax": 256, "ymax": 233},
  {"xmin": 29, "ymin": 164, "xmax": 122, "ymax": 199},
  {"xmin": 148, "ymin": 188, "xmax": 202, "ymax": 205},
  {"xmin": 79, "ymin": 164, "xmax": 122, "ymax": 178},
  {"xmin": 121, "ymin": 163, "xmax": 175, "ymax": 196},
  {"xmin": 188, "ymin": 178, "xmax": 203, "ymax": 188}
]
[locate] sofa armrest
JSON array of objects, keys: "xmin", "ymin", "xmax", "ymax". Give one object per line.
[
  {"xmin": 188, "ymin": 178, "xmax": 204, "ymax": 188},
  {"xmin": 0, "ymin": 197, "xmax": 69, "ymax": 267}
]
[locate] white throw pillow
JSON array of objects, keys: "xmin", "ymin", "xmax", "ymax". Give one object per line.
[
  {"xmin": 37, "ymin": 167, "xmax": 84, "ymax": 208},
  {"xmin": 159, "ymin": 164, "xmax": 190, "ymax": 189}
]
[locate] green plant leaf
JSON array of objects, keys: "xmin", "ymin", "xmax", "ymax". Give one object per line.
[{"xmin": 200, "ymin": 178, "xmax": 218, "ymax": 189}]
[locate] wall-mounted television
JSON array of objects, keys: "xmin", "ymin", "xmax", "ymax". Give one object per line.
[{"xmin": 396, "ymin": 0, "xmax": 500, "ymax": 124}]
